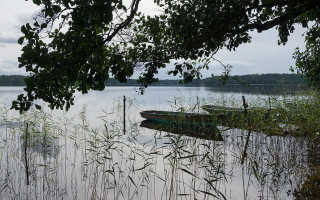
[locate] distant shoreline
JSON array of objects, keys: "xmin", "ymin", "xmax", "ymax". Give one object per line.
[{"xmin": 0, "ymin": 74, "xmax": 306, "ymax": 87}]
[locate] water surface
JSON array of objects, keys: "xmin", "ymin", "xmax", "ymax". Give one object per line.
[{"xmin": 0, "ymin": 86, "xmax": 318, "ymax": 200}]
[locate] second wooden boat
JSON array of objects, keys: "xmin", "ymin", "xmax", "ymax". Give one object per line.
[
  {"xmin": 202, "ymin": 105, "xmax": 271, "ymax": 118},
  {"xmin": 202, "ymin": 105, "xmax": 247, "ymax": 115}
]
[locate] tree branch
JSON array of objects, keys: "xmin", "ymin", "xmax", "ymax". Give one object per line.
[
  {"xmin": 104, "ymin": 0, "xmax": 141, "ymax": 42},
  {"xmin": 245, "ymin": 0, "xmax": 291, "ymax": 12},
  {"xmin": 241, "ymin": 4, "xmax": 314, "ymax": 33}
]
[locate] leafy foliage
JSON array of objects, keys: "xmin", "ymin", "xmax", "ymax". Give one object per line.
[
  {"xmin": 293, "ymin": 23, "xmax": 320, "ymax": 89},
  {"xmin": 13, "ymin": 0, "xmax": 141, "ymax": 113},
  {"xmin": 130, "ymin": 0, "xmax": 320, "ymax": 86},
  {"xmin": 12, "ymin": 0, "xmax": 320, "ymax": 113}
]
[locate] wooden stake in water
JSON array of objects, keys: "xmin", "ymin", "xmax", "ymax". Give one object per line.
[
  {"xmin": 242, "ymin": 96, "xmax": 248, "ymax": 116},
  {"xmin": 123, "ymin": 95, "xmax": 126, "ymax": 135},
  {"xmin": 241, "ymin": 96, "xmax": 251, "ymax": 165},
  {"xmin": 24, "ymin": 122, "xmax": 30, "ymax": 185},
  {"xmin": 268, "ymin": 96, "xmax": 271, "ymax": 109},
  {"xmin": 197, "ymin": 96, "xmax": 200, "ymax": 114}
]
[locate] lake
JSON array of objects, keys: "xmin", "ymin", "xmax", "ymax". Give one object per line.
[{"xmin": 0, "ymin": 86, "xmax": 318, "ymax": 200}]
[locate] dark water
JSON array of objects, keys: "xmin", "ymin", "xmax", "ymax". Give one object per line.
[{"xmin": 0, "ymin": 86, "xmax": 318, "ymax": 200}]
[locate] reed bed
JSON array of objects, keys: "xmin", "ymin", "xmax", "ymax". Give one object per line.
[{"xmin": 0, "ymin": 91, "xmax": 318, "ymax": 200}]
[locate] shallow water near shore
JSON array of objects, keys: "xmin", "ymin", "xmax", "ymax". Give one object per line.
[{"xmin": 0, "ymin": 86, "xmax": 318, "ymax": 199}]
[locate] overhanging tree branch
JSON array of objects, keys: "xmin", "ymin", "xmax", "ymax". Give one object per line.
[
  {"xmin": 105, "ymin": 0, "xmax": 141, "ymax": 42},
  {"xmin": 240, "ymin": 6, "xmax": 313, "ymax": 33}
]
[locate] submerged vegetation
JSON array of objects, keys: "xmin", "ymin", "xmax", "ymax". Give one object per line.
[{"xmin": 0, "ymin": 90, "xmax": 319, "ymax": 199}]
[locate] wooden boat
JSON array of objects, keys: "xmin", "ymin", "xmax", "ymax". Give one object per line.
[
  {"xmin": 202, "ymin": 105, "xmax": 293, "ymax": 135},
  {"xmin": 202, "ymin": 105, "xmax": 247, "ymax": 115},
  {"xmin": 140, "ymin": 120, "xmax": 223, "ymax": 141},
  {"xmin": 202, "ymin": 105, "xmax": 271, "ymax": 118},
  {"xmin": 202, "ymin": 105, "xmax": 275, "ymax": 130},
  {"xmin": 140, "ymin": 110, "xmax": 224, "ymax": 124}
]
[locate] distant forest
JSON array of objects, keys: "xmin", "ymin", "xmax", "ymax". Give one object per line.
[
  {"xmin": 0, "ymin": 75, "xmax": 26, "ymax": 86},
  {"xmin": 0, "ymin": 73, "xmax": 306, "ymax": 86},
  {"xmin": 105, "ymin": 73, "xmax": 306, "ymax": 86}
]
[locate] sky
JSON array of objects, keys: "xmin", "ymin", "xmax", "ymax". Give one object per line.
[{"xmin": 0, "ymin": 0, "xmax": 307, "ymax": 79}]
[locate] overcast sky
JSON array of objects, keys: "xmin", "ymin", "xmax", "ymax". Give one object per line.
[{"xmin": 0, "ymin": 0, "xmax": 306, "ymax": 78}]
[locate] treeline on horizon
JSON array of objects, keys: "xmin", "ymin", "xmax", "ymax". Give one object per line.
[
  {"xmin": 105, "ymin": 73, "xmax": 306, "ymax": 86},
  {"xmin": 0, "ymin": 73, "xmax": 306, "ymax": 86}
]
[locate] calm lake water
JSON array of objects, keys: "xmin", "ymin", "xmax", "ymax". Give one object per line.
[{"xmin": 0, "ymin": 86, "xmax": 318, "ymax": 200}]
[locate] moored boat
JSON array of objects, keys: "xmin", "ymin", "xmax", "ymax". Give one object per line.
[
  {"xmin": 202, "ymin": 105, "xmax": 271, "ymax": 117},
  {"xmin": 140, "ymin": 110, "xmax": 224, "ymax": 124},
  {"xmin": 202, "ymin": 105, "xmax": 247, "ymax": 115}
]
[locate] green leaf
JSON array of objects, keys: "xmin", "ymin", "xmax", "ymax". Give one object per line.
[
  {"xmin": 134, "ymin": 162, "xmax": 151, "ymax": 171},
  {"xmin": 178, "ymin": 168, "xmax": 197, "ymax": 177},
  {"xmin": 18, "ymin": 37, "xmax": 24, "ymax": 45},
  {"xmin": 21, "ymin": 25, "xmax": 27, "ymax": 34},
  {"xmin": 52, "ymin": 5, "xmax": 62, "ymax": 13},
  {"xmin": 26, "ymin": 23, "xmax": 32, "ymax": 30},
  {"xmin": 128, "ymin": 176, "xmax": 136, "ymax": 186},
  {"xmin": 41, "ymin": 23, "xmax": 47, "ymax": 29},
  {"xmin": 32, "ymin": 0, "xmax": 41, "ymax": 5},
  {"xmin": 35, "ymin": 104, "xmax": 41, "ymax": 110}
]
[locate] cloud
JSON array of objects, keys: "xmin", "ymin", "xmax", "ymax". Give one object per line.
[
  {"xmin": 16, "ymin": 9, "xmax": 41, "ymax": 27},
  {"xmin": 138, "ymin": 0, "xmax": 160, "ymax": 16},
  {"xmin": 223, "ymin": 60, "xmax": 256, "ymax": 67},
  {"xmin": 0, "ymin": 60, "xmax": 28, "ymax": 75},
  {"xmin": 0, "ymin": 36, "xmax": 17, "ymax": 44}
]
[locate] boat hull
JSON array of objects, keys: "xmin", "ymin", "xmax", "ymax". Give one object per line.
[
  {"xmin": 202, "ymin": 105, "xmax": 271, "ymax": 119},
  {"xmin": 140, "ymin": 110, "xmax": 222, "ymax": 124}
]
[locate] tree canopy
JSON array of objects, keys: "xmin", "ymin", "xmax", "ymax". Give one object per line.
[{"xmin": 12, "ymin": 0, "xmax": 320, "ymax": 113}]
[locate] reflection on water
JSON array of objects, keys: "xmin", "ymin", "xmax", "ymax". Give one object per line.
[
  {"xmin": 140, "ymin": 120, "xmax": 223, "ymax": 141},
  {"xmin": 0, "ymin": 86, "xmax": 318, "ymax": 199}
]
